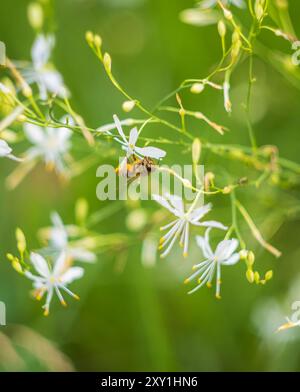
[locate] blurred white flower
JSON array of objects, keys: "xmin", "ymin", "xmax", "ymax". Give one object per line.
[
  {"xmin": 48, "ymin": 212, "xmax": 96, "ymax": 263},
  {"xmin": 180, "ymin": 8, "xmax": 219, "ymax": 27},
  {"xmin": 23, "ymin": 120, "xmax": 72, "ymax": 173},
  {"xmin": 113, "ymin": 114, "xmax": 166, "ymax": 160},
  {"xmin": 185, "ymin": 228, "xmax": 240, "ymax": 298},
  {"xmin": 153, "ymin": 194, "xmax": 227, "ymax": 258},
  {"xmin": 21, "ymin": 34, "xmax": 69, "ymax": 100},
  {"xmin": 198, "ymin": 0, "xmax": 245, "ymax": 8},
  {"xmin": 25, "ymin": 251, "xmax": 84, "ymax": 316},
  {"xmin": 0, "ymin": 139, "xmax": 22, "ymax": 162}
]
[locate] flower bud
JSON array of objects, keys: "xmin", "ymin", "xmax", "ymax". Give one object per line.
[
  {"xmin": 265, "ymin": 270, "xmax": 273, "ymax": 281},
  {"xmin": 192, "ymin": 138, "xmax": 201, "ymax": 165},
  {"xmin": 27, "ymin": 2, "xmax": 44, "ymax": 30},
  {"xmin": 122, "ymin": 100, "xmax": 136, "ymax": 113},
  {"xmin": 246, "ymin": 269, "xmax": 255, "ymax": 283},
  {"xmin": 247, "ymin": 251, "xmax": 255, "ymax": 267},
  {"xmin": 218, "ymin": 20, "xmax": 226, "ymax": 38},
  {"xmin": 103, "ymin": 53, "xmax": 112, "ymax": 73},
  {"xmin": 85, "ymin": 31, "xmax": 94, "ymax": 45},
  {"xmin": 94, "ymin": 34, "xmax": 102, "ymax": 48},
  {"xmin": 190, "ymin": 83, "xmax": 205, "ymax": 94}
]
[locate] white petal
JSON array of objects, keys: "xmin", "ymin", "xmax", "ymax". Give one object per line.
[
  {"xmin": 0, "ymin": 139, "xmax": 12, "ymax": 157},
  {"xmin": 215, "ymin": 239, "xmax": 239, "ymax": 261},
  {"xmin": 24, "ymin": 123, "xmax": 45, "ymax": 145},
  {"xmin": 134, "ymin": 146, "xmax": 166, "ymax": 159},
  {"xmin": 167, "ymin": 194, "xmax": 184, "ymax": 215},
  {"xmin": 60, "ymin": 267, "xmax": 84, "ymax": 284},
  {"xmin": 30, "ymin": 252, "xmax": 50, "ymax": 278},
  {"xmin": 53, "ymin": 252, "xmax": 68, "ymax": 276},
  {"xmin": 69, "ymin": 248, "xmax": 97, "ymax": 263},
  {"xmin": 189, "ymin": 203, "xmax": 212, "ymax": 222},
  {"xmin": 31, "ymin": 34, "xmax": 54, "ymax": 70},
  {"xmin": 129, "ymin": 127, "xmax": 138, "ymax": 146},
  {"xmin": 41, "ymin": 70, "xmax": 68, "ymax": 97},
  {"xmin": 113, "ymin": 114, "xmax": 128, "ymax": 144},
  {"xmin": 194, "ymin": 220, "xmax": 228, "ymax": 230},
  {"xmin": 195, "ymin": 229, "xmax": 214, "ymax": 259},
  {"xmin": 152, "ymin": 194, "xmax": 177, "ymax": 215},
  {"xmin": 222, "ymin": 253, "xmax": 240, "ymax": 266}
]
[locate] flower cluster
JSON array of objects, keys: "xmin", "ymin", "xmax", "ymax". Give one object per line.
[{"xmin": 2, "ymin": 0, "xmax": 298, "ymax": 320}]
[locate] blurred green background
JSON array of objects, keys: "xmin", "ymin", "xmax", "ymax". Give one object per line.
[{"xmin": 1, "ymin": 0, "xmax": 300, "ymax": 371}]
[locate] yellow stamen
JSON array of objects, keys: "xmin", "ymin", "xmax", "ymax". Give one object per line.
[
  {"xmin": 192, "ymin": 265, "xmax": 198, "ymax": 271},
  {"xmin": 73, "ymin": 294, "xmax": 80, "ymax": 301},
  {"xmin": 184, "ymin": 278, "xmax": 190, "ymax": 284},
  {"xmin": 206, "ymin": 282, "xmax": 212, "ymax": 288},
  {"xmin": 216, "ymin": 294, "xmax": 222, "ymax": 300},
  {"xmin": 197, "ymin": 278, "xmax": 202, "ymax": 284},
  {"xmin": 217, "ymin": 279, "xmax": 222, "ymax": 285},
  {"xmin": 61, "ymin": 300, "xmax": 67, "ymax": 307},
  {"xmin": 183, "ymin": 252, "xmax": 188, "ymax": 258},
  {"xmin": 43, "ymin": 309, "xmax": 49, "ymax": 317}
]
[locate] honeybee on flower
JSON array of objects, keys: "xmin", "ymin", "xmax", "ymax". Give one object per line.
[{"xmin": 113, "ymin": 114, "xmax": 166, "ymax": 176}]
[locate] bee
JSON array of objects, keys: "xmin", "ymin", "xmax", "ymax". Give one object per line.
[{"xmin": 116, "ymin": 155, "xmax": 156, "ymax": 183}]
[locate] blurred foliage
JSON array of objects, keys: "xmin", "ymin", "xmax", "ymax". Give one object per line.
[{"xmin": 0, "ymin": 0, "xmax": 300, "ymax": 371}]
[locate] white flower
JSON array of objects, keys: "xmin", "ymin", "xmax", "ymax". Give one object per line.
[
  {"xmin": 25, "ymin": 251, "xmax": 84, "ymax": 315},
  {"xmin": 113, "ymin": 114, "xmax": 166, "ymax": 160},
  {"xmin": 21, "ymin": 34, "xmax": 69, "ymax": 100},
  {"xmin": 185, "ymin": 228, "xmax": 240, "ymax": 298},
  {"xmin": 48, "ymin": 212, "xmax": 96, "ymax": 263},
  {"xmin": 198, "ymin": 0, "xmax": 245, "ymax": 9},
  {"xmin": 0, "ymin": 139, "xmax": 22, "ymax": 162},
  {"xmin": 24, "ymin": 120, "xmax": 72, "ymax": 172},
  {"xmin": 153, "ymin": 193, "xmax": 227, "ymax": 258}
]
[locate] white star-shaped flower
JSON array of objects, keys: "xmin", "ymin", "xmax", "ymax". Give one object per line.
[
  {"xmin": 153, "ymin": 193, "xmax": 227, "ymax": 258},
  {"xmin": 21, "ymin": 34, "xmax": 69, "ymax": 100},
  {"xmin": 185, "ymin": 228, "xmax": 240, "ymax": 298},
  {"xmin": 198, "ymin": 0, "xmax": 245, "ymax": 9},
  {"xmin": 25, "ymin": 251, "xmax": 84, "ymax": 315},
  {"xmin": 24, "ymin": 119, "xmax": 72, "ymax": 173},
  {"xmin": 113, "ymin": 114, "xmax": 166, "ymax": 160},
  {"xmin": 47, "ymin": 212, "xmax": 96, "ymax": 263}
]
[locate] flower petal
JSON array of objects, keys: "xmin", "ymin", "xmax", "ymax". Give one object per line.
[
  {"xmin": 0, "ymin": 139, "xmax": 12, "ymax": 157},
  {"xmin": 134, "ymin": 146, "xmax": 166, "ymax": 159},
  {"xmin": 113, "ymin": 114, "xmax": 128, "ymax": 144},
  {"xmin": 69, "ymin": 248, "xmax": 97, "ymax": 263},
  {"xmin": 195, "ymin": 229, "xmax": 213, "ymax": 259},
  {"xmin": 195, "ymin": 220, "xmax": 228, "ymax": 230},
  {"xmin": 60, "ymin": 267, "xmax": 84, "ymax": 284},
  {"xmin": 53, "ymin": 251, "xmax": 68, "ymax": 276},
  {"xmin": 215, "ymin": 238, "xmax": 239, "ymax": 261},
  {"xmin": 31, "ymin": 34, "xmax": 54, "ymax": 70},
  {"xmin": 222, "ymin": 253, "xmax": 240, "ymax": 266},
  {"xmin": 129, "ymin": 127, "xmax": 138, "ymax": 146},
  {"xmin": 24, "ymin": 123, "xmax": 45, "ymax": 145},
  {"xmin": 152, "ymin": 194, "xmax": 177, "ymax": 215},
  {"xmin": 30, "ymin": 252, "xmax": 50, "ymax": 278}
]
